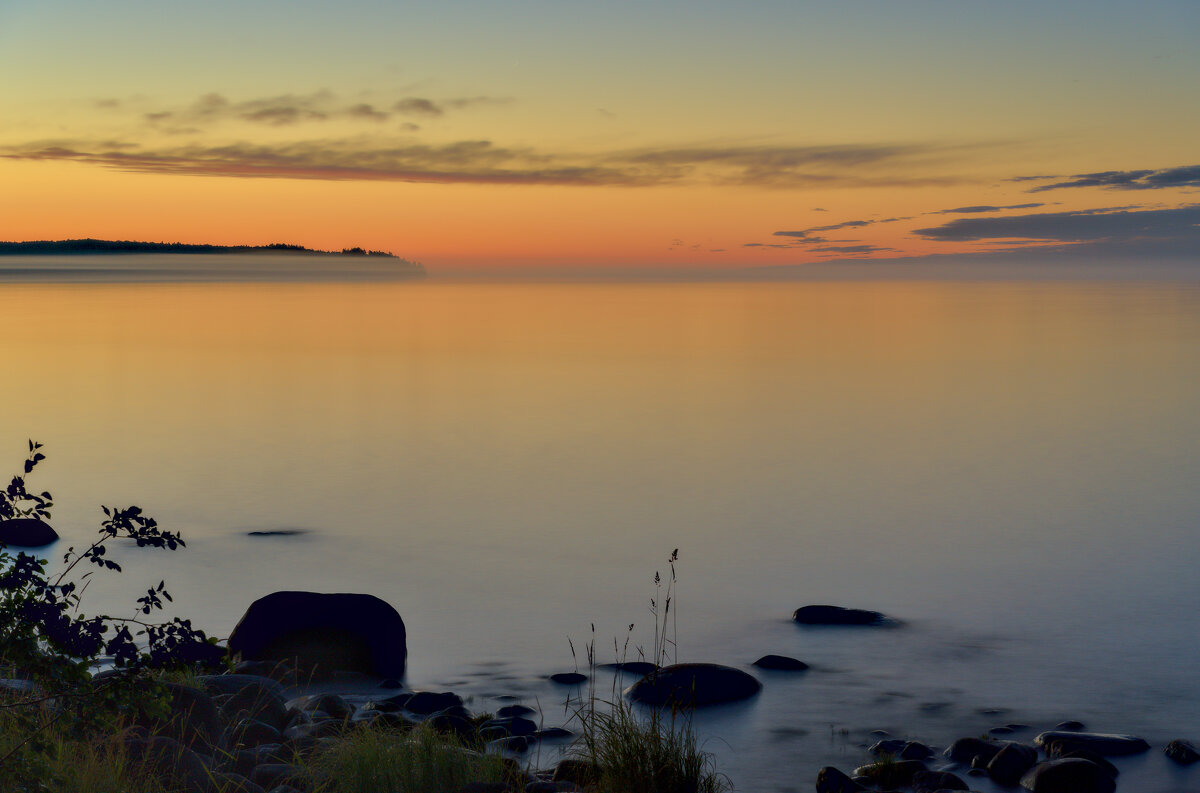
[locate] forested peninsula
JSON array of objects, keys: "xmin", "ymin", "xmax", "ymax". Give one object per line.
[{"xmin": 0, "ymin": 238, "xmax": 416, "ymax": 264}]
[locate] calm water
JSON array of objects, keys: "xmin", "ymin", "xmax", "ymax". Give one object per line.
[{"xmin": 3, "ymin": 258, "xmax": 1200, "ymax": 791}]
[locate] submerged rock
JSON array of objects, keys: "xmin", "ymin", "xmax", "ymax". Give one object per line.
[
  {"xmin": 549, "ymin": 672, "xmax": 587, "ymax": 685},
  {"xmin": 227, "ymin": 591, "xmax": 407, "ymax": 679},
  {"xmin": 1165, "ymin": 739, "xmax": 1200, "ymax": 765},
  {"xmin": 1035, "ymin": 730, "xmax": 1150, "ymax": 757},
  {"xmin": 624, "ymin": 663, "xmax": 762, "ymax": 707},
  {"xmin": 752, "ymin": 654, "xmax": 809, "ymax": 671},
  {"xmin": 853, "ymin": 759, "xmax": 926, "ymax": 788},
  {"xmin": 870, "ymin": 739, "xmax": 934, "ymax": 760},
  {"xmin": 792, "ymin": 605, "xmax": 887, "ymax": 626},
  {"xmin": 0, "ymin": 517, "xmax": 58, "ymax": 547},
  {"xmin": 815, "ymin": 766, "xmax": 865, "ymax": 793},
  {"xmin": 600, "ymin": 661, "xmax": 659, "ymax": 675},
  {"xmin": 912, "ymin": 770, "xmax": 968, "ymax": 792},
  {"xmin": 404, "ymin": 691, "xmax": 463, "ymax": 715}
]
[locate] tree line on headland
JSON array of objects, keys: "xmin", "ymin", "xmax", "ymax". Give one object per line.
[{"xmin": 0, "ymin": 238, "xmax": 420, "ymax": 266}]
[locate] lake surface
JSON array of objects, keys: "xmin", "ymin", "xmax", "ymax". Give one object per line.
[{"xmin": 3, "ymin": 258, "xmax": 1200, "ymax": 791}]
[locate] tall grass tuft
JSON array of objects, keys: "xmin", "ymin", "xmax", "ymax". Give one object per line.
[
  {"xmin": 310, "ymin": 722, "xmax": 511, "ymax": 793},
  {"xmin": 573, "ymin": 699, "xmax": 730, "ymax": 793},
  {"xmin": 567, "ymin": 549, "xmax": 731, "ymax": 793}
]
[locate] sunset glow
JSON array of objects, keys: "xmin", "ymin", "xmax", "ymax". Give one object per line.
[{"xmin": 2, "ymin": 1, "xmax": 1198, "ymax": 272}]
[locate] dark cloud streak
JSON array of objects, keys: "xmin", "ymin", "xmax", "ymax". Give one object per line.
[
  {"xmin": 913, "ymin": 205, "xmax": 1200, "ymax": 243},
  {"xmin": 1025, "ymin": 165, "xmax": 1200, "ymax": 192}
]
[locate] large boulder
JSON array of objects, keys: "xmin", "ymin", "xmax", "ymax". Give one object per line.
[
  {"xmin": 0, "ymin": 518, "xmax": 58, "ymax": 547},
  {"xmin": 227, "ymin": 591, "xmax": 406, "ymax": 679},
  {"xmin": 1034, "ymin": 730, "xmax": 1150, "ymax": 757},
  {"xmin": 625, "ymin": 663, "xmax": 761, "ymax": 707},
  {"xmin": 792, "ymin": 605, "xmax": 887, "ymax": 626}
]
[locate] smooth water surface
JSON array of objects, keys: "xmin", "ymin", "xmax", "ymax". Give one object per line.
[{"xmin": 3, "ymin": 263, "xmax": 1200, "ymax": 791}]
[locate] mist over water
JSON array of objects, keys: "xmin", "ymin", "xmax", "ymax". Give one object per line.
[{"xmin": 3, "ymin": 256, "xmax": 1200, "ymax": 791}]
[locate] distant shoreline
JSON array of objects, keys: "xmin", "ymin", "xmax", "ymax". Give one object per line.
[{"xmin": 0, "ymin": 238, "xmax": 415, "ymax": 263}]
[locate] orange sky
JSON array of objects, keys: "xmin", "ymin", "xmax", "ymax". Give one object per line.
[{"xmin": 2, "ymin": 1, "xmax": 1198, "ymax": 272}]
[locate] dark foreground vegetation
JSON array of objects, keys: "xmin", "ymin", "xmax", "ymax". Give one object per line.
[{"xmin": 0, "ymin": 444, "xmax": 726, "ymax": 793}]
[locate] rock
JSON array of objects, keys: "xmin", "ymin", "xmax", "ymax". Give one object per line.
[
  {"xmin": 405, "ymin": 691, "xmax": 463, "ymax": 715},
  {"xmin": 549, "ymin": 672, "xmax": 587, "ymax": 685},
  {"xmin": 912, "ymin": 770, "xmax": 968, "ymax": 792},
  {"xmin": 366, "ymin": 692, "xmax": 413, "ymax": 712},
  {"xmin": 1056, "ymin": 750, "xmax": 1118, "ymax": 778},
  {"xmin": 228, "ymin": 719, "xmax": 282, "ymax": 749},
  {"xmin": 379, "ymin": 677, "xmax": 403, "ymax": 689},
  {"xmin": 624, "ymin": 663, "xmax": 762, "ymax": 707},
  {"xmin": 553, "ymin": 758, "xmax": 600, "ymax": 785},
  {"xmin": 227, "ymin": 591, "xmax": 406, "ymax": 679},
  {"xmin": 1019, "ymin": 758, "xmax": 1116, "ymax": 793},
  {"xmin": 600, "ymin": 661, "xmax": 659, "ymax": 675},
  {"xmin": 944, "ymin": 736, "xmax": 1000, "ymax": 765},
  {"xmin": 137, "ymin": 682, "xmax": 223, "ymax": 750},
  {"xmin": 292, "ymin": 693, "xmax": 354, "ymax": 721},
  {"xmin": 753, "ymin": 654, "xmax": 809, "ymax": 671},
  {"xmin": 987, "ymin": 742, "xmax": 1038, "ymax": 786},
  {"xmin": 1034, "ymin": 730, "xmax": 1150, "ymax": 756},
  {"xmin": 1054, "ymin": 720, "xmax": 1085, "ymax": 731},
  {"xmin": 489, "ymin": 735, "xmax": 531, "ymax": 753},
  {"xmin": 428, "ymin": 711, "xmax": 476, "ymax": 742},
  {"xmin": 497, "ymin": 704, "xmax": 535, "ymax": 718},
  {"xmin": 535, "ymin": 727, "xmax": 573, "ymax": 740},
  {"xmin": 1165, "ymin": 739, "xmax": 1200, "ymax": 765},
  {"xmin": 480, "ymin": 716, "xmax": 538, "ymax": 738},
  {"xmin": 870, "ymin": 739, "xmax": 934, "ymax": 761},
  {"xmin": 792, "ymin": 605, "xmax": 886, "ymax": 625},
  {"xmin": 218, "ymin": 682, "xmax": 289, "ymax": 731},
  {"xmin": 0, "ymin": 517, "xmax": 58, "ymax": 547},
  {"xmin": 815, "ymin": 766, "xmax": 866, "ymax": 793},
  {"xmin": 852, "ymin": 759, "xmax": 926, "ymax": 788}
]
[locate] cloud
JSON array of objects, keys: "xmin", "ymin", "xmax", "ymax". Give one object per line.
[
  {"xmin": 931, "ymin": 202, "xmax": 1045, "ymax": 214},
  {"xmin": 393, "ymin": 98, "xmax": 443, "ymax": 116},
  {"xmin": 0, "ymin": 137, "xmax": 981, "ymax": 189},
  {"xmin": 0, "ymin": 138, "xmax": 641, "ymax": 186},
  {"xmin": 345, "ymin": 103, "xmax": 389, "ymax": 122},
  {"xmin": 807, "ymin": 219, "xmax": 872, "ymax": 231},
  {"xmin": 134, "ymin": 91, "xmax": 510, "ymax": 130},
  {"xmin": 913, "ymin": 205, "xmax": 1200, "ymax": 246},
  {"xmin": 1024, "ymin": 165, "xmax": 1200, "ymax": 192},
  {"xmin": 811, "ymin": 244, "xmax": 896, "ymax": 254}
]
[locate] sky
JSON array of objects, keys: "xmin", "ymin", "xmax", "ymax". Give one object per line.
[{"xmin": 1, "ymin": 0, "xmax": 1197, "ymax": 273}]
